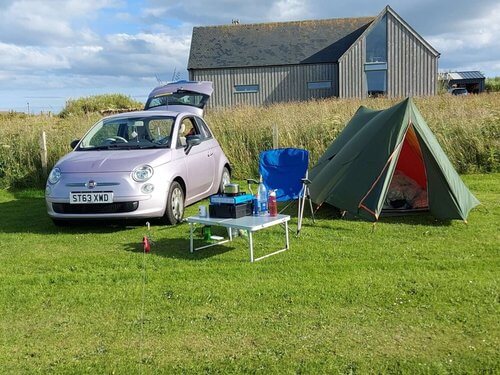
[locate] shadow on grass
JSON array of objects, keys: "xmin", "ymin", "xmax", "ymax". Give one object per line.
[
  {"xmin": 0, "ymin": 192, "xmax": 146, "ymax": 234},
  {"xmin": 313, "ymin": 203, "xmax": 454, "ymax": 227},
  {"xmin": 122, "ymin": 233, "xmax": 238, "ymax": 260},
  {"xmin": 1, "ymin": 190, "xmax": 454, "ymax": 239}
]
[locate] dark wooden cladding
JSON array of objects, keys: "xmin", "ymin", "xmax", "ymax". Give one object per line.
[
  {"xmin": 190, "ymin": 64, "xmax": 339, "ymax": 108},
  {"xmin": 338, "ymin": 38, "xmax": 365, "ymax": 98},
  {"xmin": 336, "ymin": 11, "xmax": 438, "ymax": 99},
  {"xmin": 386, "ymin": 12, "xmax": 437, "ymax": 97}
]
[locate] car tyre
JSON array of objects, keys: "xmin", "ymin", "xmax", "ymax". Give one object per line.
[
  {"xmin": 218, "ymin": 167, "xmax": 231, "ymax": 194},
  {"xmin": 164, "ymin": 181, "xmax": 184, "ymax": 225}
]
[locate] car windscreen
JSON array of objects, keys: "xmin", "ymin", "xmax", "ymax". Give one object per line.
[
  {"xmin": 77, "ymin": 115, "xmax": 175, "ymax": 150},
  {"xmin": 144, "ymin": 90, "xmax": 209, "ymax": 110}
]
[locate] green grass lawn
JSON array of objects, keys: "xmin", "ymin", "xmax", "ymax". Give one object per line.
[{"xmin": 1, "ymin": 175, "xmax": 498, "ymax": 374}]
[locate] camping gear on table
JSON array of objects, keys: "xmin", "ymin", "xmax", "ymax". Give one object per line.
[
  {"xmin": 209, "ymin": 192, "xmax": 253, "ymax": 219},
  {"xmin": 268, "ymin": 190, "xmax": 278, "ymax": 217},
  {"xmin": 223, "ymin": 183, "xmax": 240, "ymax": 195},
  {"xmin": 247, "ymin": 148, "xmax": 315, "ymax": 234},
  {"xmin": 256, "ymin": 176, "xmax": 268, "ymax": 216},
  {"xmin": 309, "ymin": 97, "xmax": 479, "ymax": 222}
]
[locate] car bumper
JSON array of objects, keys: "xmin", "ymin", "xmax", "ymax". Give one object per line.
[{"xmin": 45, "ymin": 172, "xmax": 168, "ymax": 220}]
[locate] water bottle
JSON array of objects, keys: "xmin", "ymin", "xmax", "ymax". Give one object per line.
[
  {"xmin": 257, "ymin": 176, "xmax": 268, "ymax": 216},
  {"xmin": 268, "ymin": 189, "xmax": 277, "ymax": 217},
  {"xmin": 253, "ymin": 196, "xmax": 259, "ymax": 216}
]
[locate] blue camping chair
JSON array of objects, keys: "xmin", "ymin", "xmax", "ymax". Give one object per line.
[{"xmin": 248, "ymin": 148, "xmax": 315, "ymax": 235}]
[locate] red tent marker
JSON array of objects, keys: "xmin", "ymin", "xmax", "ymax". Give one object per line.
[{"xmin": 142, "ymin": 236, "xmax": 151, "ymax": 253}]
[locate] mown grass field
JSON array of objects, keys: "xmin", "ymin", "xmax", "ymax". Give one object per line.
[{"xmin": 1, "ymin": 174, "xmax": 498, "ymax": 373}]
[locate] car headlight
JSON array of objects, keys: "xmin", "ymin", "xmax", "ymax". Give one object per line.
[
  {"xmin": 132, "ymin": 165, "xmax": 154, "ymax": 182},
  {"xmin": 48, "ymin": 167, "xmax": 62, "ymax": 184}
]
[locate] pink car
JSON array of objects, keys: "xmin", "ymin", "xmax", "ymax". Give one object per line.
[{"xmin": 45, "ymin": 82, "xmax": 231, "ymax": 225}]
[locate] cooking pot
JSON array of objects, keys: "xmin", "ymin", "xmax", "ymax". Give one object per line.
[{"xmin": 223, "ymin": 183, "xmax": 240, "ymax": 195}]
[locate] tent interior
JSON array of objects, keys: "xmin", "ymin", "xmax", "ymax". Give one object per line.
[{"xmin": 382, "ymin": 125, "xmax": 429, "ymax": 214}]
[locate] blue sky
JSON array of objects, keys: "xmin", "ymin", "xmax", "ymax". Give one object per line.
[{"xmin": 1, "ymin": 0, "xmax": 499, "ymax": 113}]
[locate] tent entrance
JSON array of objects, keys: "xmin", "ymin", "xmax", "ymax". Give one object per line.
[{"xmin": 382, "ymin": 124, "xmax": 429, "ymax": 214}]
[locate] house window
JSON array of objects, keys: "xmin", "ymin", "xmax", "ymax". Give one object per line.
[
  {"xmin": 307, "ymin": 81, "xmax": 332, "ymax": 90},
  {"xmin": 234, "ymin": 84, "xmax": 259, "ymax": 93},
  {"xmin": 365, "ymin": 14, "xmax": 387, "ymax": 96},
  {"xmin": 366, "ymin": 15, "xmax": 387, "ymax": 63},
  {"xmin": 366, "ymin": 70, "xmax": 387, "ymax": 97}
]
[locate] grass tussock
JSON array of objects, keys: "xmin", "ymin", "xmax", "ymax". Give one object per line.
[
  {"xmin": 59, "ymin": 94, "xmax": 143, "ymax": 118},
  {"xmin": 0, "ymin": 93, "xmax": 499, "ymax": 188}
]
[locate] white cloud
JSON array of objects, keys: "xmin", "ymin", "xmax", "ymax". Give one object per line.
[
  {"xmin": 426, "ymin": 4, "xmax": 500, "ymax": 73},
  {"xmin": 269, "ymin": 0, "xmax": 311, "ymax": 21},
  {"xmin": 0, "ymin": 42, "xmax": 70, "ymax": 71},
  {"xmin": 0, "ymin": 0, "xmax": 120, "ymax": 46},
  {"xmin": 1, "ymin": 0, "xmax": 500, "ymax": 113}
]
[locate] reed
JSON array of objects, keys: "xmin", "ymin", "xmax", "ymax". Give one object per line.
[
  {"xmin": 207, "ymin": 94, "xmax": 500, "ymax": 178},
  {"xmin": 0, "ymin": 93, "xmax": 498, "ymax": 188}
]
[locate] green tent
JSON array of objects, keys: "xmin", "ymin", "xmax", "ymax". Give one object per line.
[{"xmin": 309, "ymin": 98, "xmax": 479, "ymax": 222}]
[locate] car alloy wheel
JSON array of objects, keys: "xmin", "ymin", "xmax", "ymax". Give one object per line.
[
  {"xmin": 219, "ymin": 167, "xmax": 231, "ymax": 194},
  {"xmin": 164, "ymin": 181, "xmax": 184, "ymax": 225}
]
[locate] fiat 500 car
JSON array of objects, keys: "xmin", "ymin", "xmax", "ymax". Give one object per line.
[{"xmin": 45, "ymin": 110, "xmax": 231, "ymax": 225}]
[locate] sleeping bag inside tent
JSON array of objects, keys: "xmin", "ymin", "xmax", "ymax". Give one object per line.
[{"xmin": 309, "ymin": 97, "xmax": 479, "ymax": 222}]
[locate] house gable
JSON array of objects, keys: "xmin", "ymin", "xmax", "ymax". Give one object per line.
[{"xmin": 339, "ymin": 6, "xmax": 439, "ymax": 63}]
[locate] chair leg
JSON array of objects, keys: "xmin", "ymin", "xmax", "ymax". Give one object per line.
[{"xmin": 297, "ymin": 190, "xmax": 306, "ymax": 235}]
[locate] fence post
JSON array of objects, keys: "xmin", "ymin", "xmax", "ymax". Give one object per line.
[
  {"xmin": 272, "ymin": 123, "xmax": 279, "ymax": 149},
  {"xmin": 39, "ymin": 131, "xmax": 48, "ymax": 178}
]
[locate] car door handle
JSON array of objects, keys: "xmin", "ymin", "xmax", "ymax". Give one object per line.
[{"xmin": 207, "ymin": 151, "xmax": 214, "ymax": 157}]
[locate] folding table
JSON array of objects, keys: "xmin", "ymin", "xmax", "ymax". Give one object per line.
[{"xmin": 186, "ymin": 214, "xmax": 290, "ymax": 262}]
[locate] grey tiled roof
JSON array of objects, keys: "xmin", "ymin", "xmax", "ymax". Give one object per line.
[{"xmin": 188, "ymin": 17, "xmax": 374, "ymax": 70}]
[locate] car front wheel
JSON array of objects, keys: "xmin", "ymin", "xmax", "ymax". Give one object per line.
[{"xmin": 164, "ymin": 181, "xmax": 184, "ymax": 225}]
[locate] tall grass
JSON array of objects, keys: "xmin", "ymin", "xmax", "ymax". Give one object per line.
[
  {"xmin": 0, "ymin": 94, "xmax": 499, "ymax": 188},
  {"xmin": 486, "ymin": 77, "xmax": 500, "ymax": 92},
  {"xmin": 207, "ymin": 94, "xmax": 500, "ymax": 178}
]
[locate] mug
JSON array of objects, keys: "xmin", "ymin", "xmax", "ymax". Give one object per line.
[{"xmin": 198, "ymin": 205, "xmax": 207, "ymax": 217}]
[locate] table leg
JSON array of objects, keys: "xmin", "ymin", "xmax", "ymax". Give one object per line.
[
  {"xmin": 248, "ymin": 230, "xmax": 254, "ymax": 262},
  {"xmin": 189, "ymin": 223, "xmax": 194, "ymax": 253},
  {"xmin": 285, "ymin": 220, "xmax": 289, "ymax": 250}
]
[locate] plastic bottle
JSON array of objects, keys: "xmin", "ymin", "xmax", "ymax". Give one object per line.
[
  {"xmin": 257, "ymin": 176, "xmax": 268, "ymax": 216},
  {"xmin": 268, "ymin": 190, "xmax": 277, "ymax": 217},
  {"xmin": 253, "ymin": 196, "xmax": 259, "ymax": 216}
]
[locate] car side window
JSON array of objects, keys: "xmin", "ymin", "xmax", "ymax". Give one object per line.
[
  {"xmin": 194, "ymin": 117, "xmax": 213, "ymax": 139},
  {"xmin": 148, "ymin": 118, "xmax": 174, "ymax": 145},
  {"xmin": 177, "ymin": 117, "xmax": 200, "ymax": 148}
]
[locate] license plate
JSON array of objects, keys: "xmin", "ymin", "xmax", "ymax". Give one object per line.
[{"xmin": 70, "ymin": 192, "xmax": 113, "ymax": 204}]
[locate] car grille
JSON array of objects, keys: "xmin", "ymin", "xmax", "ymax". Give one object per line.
[{"xmin": 52, "ymin": 202, "xmax": 139, "ymax": 214}]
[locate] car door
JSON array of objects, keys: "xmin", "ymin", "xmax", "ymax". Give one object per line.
[{"xmin": 176, "ymin": 116, "xmax": 215, "ymax": 201}]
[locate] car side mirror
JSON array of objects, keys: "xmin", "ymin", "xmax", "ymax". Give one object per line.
[
  {"xmin": 185, "ymin": 135, "xmax": 201, "ymax": 154},
  {"xmin": 70, "ymin": 139, "xmax": 80, "ymax": 149}
]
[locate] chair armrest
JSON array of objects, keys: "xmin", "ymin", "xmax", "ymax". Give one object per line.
[
  {"xmin": 301, "ymin": 178, "xmax": 312, "ymax": 185},
  {"xmin": 247, "ymin": 179, "xmax": 259, "ymax": 185}
]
